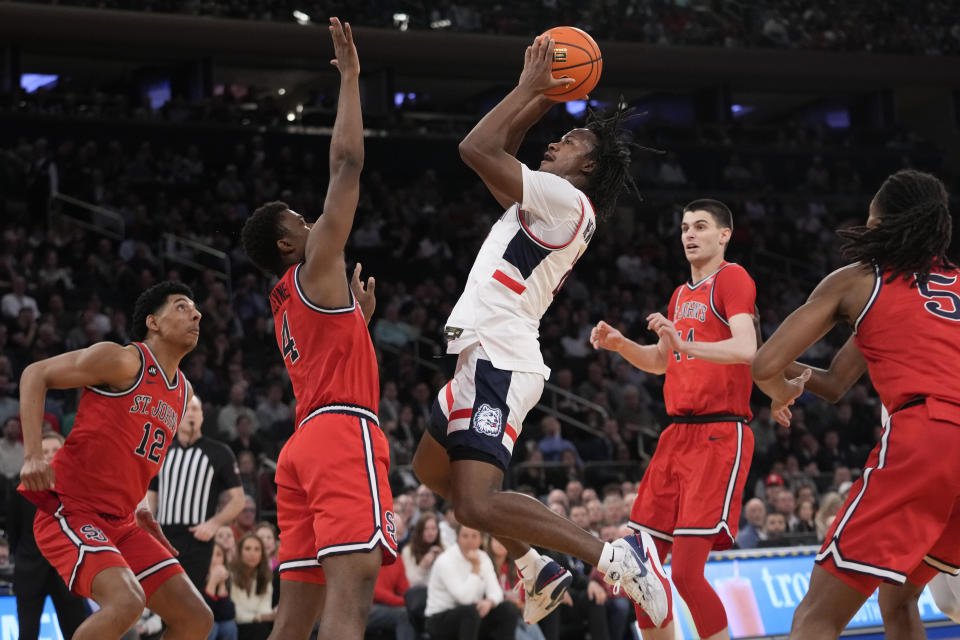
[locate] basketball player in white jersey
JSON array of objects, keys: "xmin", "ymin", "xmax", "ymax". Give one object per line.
[{"xmin": 412, "ymin": 35, "xmax": 669, "ymax": 626}]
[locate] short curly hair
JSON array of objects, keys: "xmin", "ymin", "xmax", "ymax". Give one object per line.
[
  {"xmin": 241, "ymin": 201, "xmax": 289, "ymax": 277},
  {"xmin": 131, "ymin": 281, "xmax": 195, "ymax": 341}
]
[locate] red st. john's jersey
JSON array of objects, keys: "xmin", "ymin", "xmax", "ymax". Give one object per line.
[
  {"xmin": 663, "ymin": 261, "xmax": 756, "ymax": 419},
  {"xmin": 854, "ymin": 264, "xmax": 960, "ymax": 412},
  {"xmin": 50, "ymin": 342, "xmax": 189, "ymax": 516},
  {"xmin": 269, "ymin": 263, "xmax": 379, "ymax": 427}
]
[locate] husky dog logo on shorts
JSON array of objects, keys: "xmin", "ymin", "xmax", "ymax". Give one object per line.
[{"xmin": 474, "ymin": 404, "xmax": 503, "ymax": 437}]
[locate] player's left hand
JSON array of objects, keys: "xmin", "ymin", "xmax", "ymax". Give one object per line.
[
  {"xmin": 351, "ymin": 262, "xmax": 376, "ymax": 324},
  {"xmin": 136, "ymin": 507, "xmax": 180, "ymax": 557},
  {"xmin": 770, "ymin": 368, "xmax": 812, "ymax": 427},
  {"xmin": 190, "ymin": 518, "xmax": 218, "ymax": 542},
  {"xmin": 647, "ymin": 313, "xmax": 683, "ymax": 353},
  {"xmin": 518, "ymin": 35, "xmax": 571, "ymax": 96}
]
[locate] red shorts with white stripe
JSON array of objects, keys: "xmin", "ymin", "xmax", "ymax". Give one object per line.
[
  {"xmin": 817, "ymin": 401, "xmax": 960, "ymax": 595},
  {"xmin": 33, "ymin": 500, "xmax": 183, "ymax": 599},
  {"xmin": 428, "ymin": 342, "xmax": 544, "ymax": 471},
  {"xmin": 629, "ymin": 420, "xmax": 753, "ymax": 551},
  {"xmin": 275, "ymin": 406, "xmax": 398, "ymax": 584}
]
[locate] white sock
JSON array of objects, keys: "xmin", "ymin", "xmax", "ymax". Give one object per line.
[
  {"xmin": 596, "ymin": 542, "xmax": 617, "ymax": 574},
  {"xmin": 515, "ymin": 549, "xmax": 541, "ymax": 582}
]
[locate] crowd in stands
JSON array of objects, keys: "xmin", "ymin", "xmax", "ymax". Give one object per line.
[
  {"xmin": 16, "ymin": 0, "xmax": 960, "ymax": 55},
  {"xmin": 0, "ymin": 73, "xmax": 958, "ymax": 636}
]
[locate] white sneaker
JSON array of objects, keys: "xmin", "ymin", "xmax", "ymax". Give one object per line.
[
  {"xmin": 521, "ymin": 556, "xmax": 573, "ymax": 624},
  {"xmin": 602, "ymin": 531, "xmax": 671, "ymax": 626}
]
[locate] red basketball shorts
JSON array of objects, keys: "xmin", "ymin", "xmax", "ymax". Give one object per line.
[
  {"xmin": 33, "ymin": 500, "xmax": 183, "ymax": 599},
  {"xmin": 817, "ymin": 400, "xmax": 960, "ymax": 595},
  {"xmin": 275, "ymin": 405, "xmax": 398, "ymax": 584},
  {"xmin": 629, "ymin": 421, "xmax": 753, "ymax": 551}
]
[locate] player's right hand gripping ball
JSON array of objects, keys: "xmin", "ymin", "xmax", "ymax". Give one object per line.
[{"xmin": 539, "ymin": 26, "xmax": 603, "ymax": 102}]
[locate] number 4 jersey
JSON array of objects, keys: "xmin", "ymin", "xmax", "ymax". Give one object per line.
[
  {"xmin": 44, "ymin": 342, "xmax": 189, "ymax": 516},
  {"xmin": 269, "ymin": 263, "xmax": 379, "ymax": 428},
  {"xmin": 854, "ymin": 264, "xmax": 960, "ymax": 412},
  {"xmin": 663, "ymin": 262, "xmax": 756, "ymax": 419}
]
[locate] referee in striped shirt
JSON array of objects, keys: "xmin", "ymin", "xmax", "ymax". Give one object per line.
[{"xmin": 148, "ymin": 393, "xmax": 244, "ymax": 590}]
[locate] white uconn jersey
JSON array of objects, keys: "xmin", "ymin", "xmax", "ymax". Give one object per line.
[{"xmin": 445, "ymin": 164, "xmax": 597, "ymax": 377}]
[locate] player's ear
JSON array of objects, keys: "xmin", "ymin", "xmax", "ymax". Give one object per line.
[
  {"xmin": 719, "ymin": 226, "xmax": 732, "ymax": 246},
  {"xmin": 580, "ymin": 158, "xmax": 596, "ymax": 176},
  {"xmin": 145, "ymin": 313, "xmax": 160, "ymax": 335},
  {"xmin": 277, "ymin": 236, "xmax": 294, "ymax": 254}
]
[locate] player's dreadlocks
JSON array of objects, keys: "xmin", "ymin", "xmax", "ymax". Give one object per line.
[
  {"xmin": 131, "ymin": 281, "xmax": 195, "ymax": 341},
  {"xmin": 583, "ymin": 103, "xmax": 662, "ymax": 221},
  {"xmin": 241, "ymin": 201, "xmax": 289, "ymax": 277},
  {"xmin": 838, "ymin": 169, "xmax": 954, "ymax": 285}
]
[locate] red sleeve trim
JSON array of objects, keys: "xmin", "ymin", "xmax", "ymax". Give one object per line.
[{"xmin": 492, "ymin": 269, "xmax": 526, "ymax": 295}]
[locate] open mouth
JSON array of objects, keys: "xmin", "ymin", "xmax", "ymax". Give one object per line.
[
  {"xmin": 685, "ymin": 244, "xmax": 699, "ymax": 251},
  {"xmin": 543, "ymin": 154, "xmax": 554, "ymax": 162}
]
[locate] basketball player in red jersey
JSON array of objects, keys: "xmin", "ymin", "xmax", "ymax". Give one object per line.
[
  {"xmin": 753, "ymin": 169, "xmax": 960, "ymax": 640},
  {"xmin": 592, "ymin": 199, "xmax": 758, "ymax": 640},
  {"xmin": 239, "ymin": 18, "xmax": 393, "ymax": 640},
  {"xmin": 17, "ymin": 281, "xmax": 211, "ymax": 640}
]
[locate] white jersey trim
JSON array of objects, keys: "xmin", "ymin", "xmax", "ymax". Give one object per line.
[
  {"xmin": 293, "ymin": 263, "xmax": 357, "ymax": 315},
  {"xmin": 135, "ymin": 558, "xmax": 181, "ymax": 582},
  {"xmin": 815, "ymin": 405, "xmax": 906, "ymax": 583},
  {"xmin": 140, "ymin": 342, "xmax": 181, "ymax": 390},
  {"xmin": 627, "ymin": 521, "xmax": 674, "ymax": 543},
  {"xmin": 85, "ymin": 344, "xmax": 146, "ymax": 397},
  {"xmin": 853, "ymin": 263, "xmax": 882, "ymax": 335}
]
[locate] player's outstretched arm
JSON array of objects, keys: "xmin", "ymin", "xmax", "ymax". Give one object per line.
[
  {"xmin": 591, "ymin": 320, "xmax": 668, "ymax": 375},
  {"xmin": 751, "ymin": 267, "xmax": 869, "ymax": 416},
  {"xmin": 19, "ymin": 342, "xmax": 141, "ymax": 490},
  {"xmin": 483, "ymin": 95, "xmax": 557, "ymax": 209},
  {"xmin": 459, "ymin": 35, "xmax": 568, "ymax": 206},
  {"xmin": 784, "ymin": 337, "xmax": 867, "ymax": 404},
  {"xmin": 301, "ymin": 17, "xmax": 363, "ymax": 303}
]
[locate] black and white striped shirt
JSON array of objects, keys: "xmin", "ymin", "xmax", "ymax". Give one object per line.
[{"xmin": 149, "ymin": 437, "xmax": 241, "ymax": 526}]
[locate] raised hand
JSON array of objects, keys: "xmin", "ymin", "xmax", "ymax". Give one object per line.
[
  {"xmin": 329, "ymin": 17, "xmax": 359, "ymax": 77},
  {"xmin": 647, "ymin": 312, "xmax": 683, "ymax": 353},
  {"xmin": 351, "ymin": 262, "xmax": 376, "ymax": 324},
  {"xmin": 518, "ymin": 35, "xmax": 571, "ymax": 96},
  {"xmin": 590, "ymin": 320, "xmax": 623, "ymax": 352}
]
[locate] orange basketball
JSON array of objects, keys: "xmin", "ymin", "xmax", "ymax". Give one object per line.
[{"xmin": 539, "ymin": 26, "xmax": 603, "ymax": 102}]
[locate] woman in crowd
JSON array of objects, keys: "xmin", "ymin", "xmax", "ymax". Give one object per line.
[
  {"xmin": 216, "ymin": 525, "xmax": 238, "ymax": 563},
  {"xmin": 402, "ymin": 513, "xmax": 444, "ymax": 586},
  {"xmin": 795, "ymin": 499, "xmax": 817, "ymax": 534},
  {"xmin": 815, "ymin": 492, "xmax": 844, "ymax": 541},
  {"xmin": 254, "ymin": 521, "xmax": 280, "ymax": 571},
  {"xmin": 229, "ymin": 533, "xmax": 275, "ymax": 640},
  {"xmin": 205, "ymin": 542, "xmax": 238, "ymax": 640}
]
